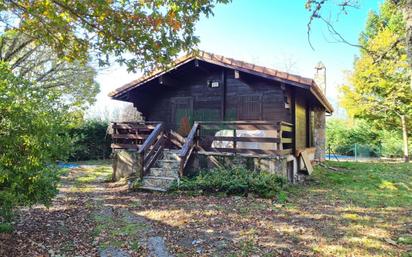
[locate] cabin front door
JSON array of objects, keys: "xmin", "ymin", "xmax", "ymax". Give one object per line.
[{"xmin": 171, "ymin": 97, "xmax": 193, "ymax": 136}]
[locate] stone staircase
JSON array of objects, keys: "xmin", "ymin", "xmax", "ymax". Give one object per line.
[{"xmin": 140, "ymin": 149, "xmax": 180, "ymax": 191}]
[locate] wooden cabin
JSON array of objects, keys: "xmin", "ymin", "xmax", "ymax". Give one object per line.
[{"xmin": 109, "ymin": 51, "xmax": 333, "ymax": 190}]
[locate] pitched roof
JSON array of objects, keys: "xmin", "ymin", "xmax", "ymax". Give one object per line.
[{"xmin": 109, "ymin": 50, "xmax": 333, "ymax": 113}]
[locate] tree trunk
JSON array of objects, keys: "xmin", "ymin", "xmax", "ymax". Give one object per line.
[{"xmin": 401, "ymin": 115, "xmax": 410, "ymax": 162}]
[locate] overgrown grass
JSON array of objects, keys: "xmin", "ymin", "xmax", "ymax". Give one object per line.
[
  {"xmin": 305, "ymin": 161, "xmax": 412, "ymax": 208},
  {"xmin": 92, "ymin": 210, "xmax": 146, "ymax": 251},
  {"xmin": 284, "ymin": 161, "xmax": 412, "ymax": 257},
  {"xmin": 0, "ymin": 222, "xmax": 13, "ymax": 233},
  {"xmin": 72, "ymin": 159, "xmax": 112, "ymax": 166},
  {"xmin": 170, "ymin": 166, "xmax": 286, "ymax": 198},
  {"xmin": 66, "ymin": 164, "xmax": 112, "ymax": 193}
]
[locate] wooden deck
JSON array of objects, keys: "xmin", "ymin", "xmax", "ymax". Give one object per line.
[{"xmin": 111, "ymin": 120, "xmax": 294, "ymax": 177}]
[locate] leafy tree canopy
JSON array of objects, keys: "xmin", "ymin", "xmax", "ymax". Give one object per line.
[
  {"xmin": 0, "ymin": 62, "xmax": 75, "ymax": 221},
  {"xmin": 0, "ymin": 0, "xmax": 229, "ymax": 72},
  {"xmin": 340, "ymin": 0, "xmax": 412, "ymax": 161},
  {"xmin": 0, "ymin": 30, "xmax": 99, "ymax": 108}
]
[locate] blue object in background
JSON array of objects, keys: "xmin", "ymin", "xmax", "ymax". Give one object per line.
[{"xmin": 57, "ymin": 162, "xmax": 80, "ymax": 168}]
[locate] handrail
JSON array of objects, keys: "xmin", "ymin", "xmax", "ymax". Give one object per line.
[
  {"xmin": 138, "ymin": 123, "xmax": 163, "ymax": 154},
  {"xmin": 198, "ymin": 120, "xmax": 281, "ymax": 124},
  {"xmin": 190, "ymin": 120, "xmax": 293, "ymax": 156},
  {"xmin": 176, "ymin": 120, "xmax": 294, "ymax": 176},
  {"xmin": 111, "ymin": 121, "xmax": 158, "ymax": 150},
  {"xmin": 178, "ymin": 122, "xmax": 199, "ymax": 177},
  {"xmin": 198, "ymin": 120, "xmax": 279, "ymax": 130},
  {"xmin": 138, "ymin": 122, "xmax": 164, "ymax": 179}
]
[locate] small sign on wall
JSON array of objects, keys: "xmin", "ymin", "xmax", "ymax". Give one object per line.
[{"xmin": 208, "ymin": 80, "xmax": 220, "ymax": 88}]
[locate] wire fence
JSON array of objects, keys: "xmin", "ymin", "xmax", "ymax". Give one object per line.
[{"xmin": 326, "ymin": 143, "xmax": 398, "ymax": 162}]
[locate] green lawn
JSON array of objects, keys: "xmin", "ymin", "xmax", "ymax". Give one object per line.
[
  {"xmin": 285, "ymin": 161, "xmax": 412, "ymax": 256},
  {"xmin": 303, "ymin": 161, "xmax": 412, "ymax": 208}
]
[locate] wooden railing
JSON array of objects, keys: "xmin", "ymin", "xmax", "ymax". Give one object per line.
[
  {"xmin": 169, "ymin": 130, "xmax": 186, "ymax": 149},
  {"xmin": 178, "ymin": 122, "xmax": 199, "ymax": 177},
  {"xmin": 178, "ymin": 120, "xmax": 294, "ymax": 176},
  {"xmin": 111, "ymin": 121, "xmax": 159, "ymax": 150},
  {"xmin": 136, "ymin": 122, "xmax": 165, "ymax": 179},
  {"xmin": 196, "ymin": 121, "xmax": 292, "ymax": 155},
  {"xmin": 278, "ymin": 121, "xmax": 293, "ymax": 150}
]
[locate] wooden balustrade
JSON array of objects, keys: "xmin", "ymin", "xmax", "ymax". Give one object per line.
[
  {"xmin": 110, "ymin": 121, "xmax": 159, "ymax": 150},
  {"xmin": 178, "ymin": 122, "xmax": 199, "ymax": 177},
  {"xmin": 111, "ymin": 120, "xmax": 294, "ymax": 178},
  {"xmin": 178, "ymin": 120, "xmax": 294, "ymax": 176},
  {"xmin": 279, "ymin": 121, "xmax": 293, "ymax": 149},
  {"xmin": 137, "ymin": 122, "xmax": 164, "ymax": 179}
]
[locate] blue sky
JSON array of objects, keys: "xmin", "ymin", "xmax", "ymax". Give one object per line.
[{"xmin": 88, "ymin": 0, "xmax": 381, "ymax": 119}]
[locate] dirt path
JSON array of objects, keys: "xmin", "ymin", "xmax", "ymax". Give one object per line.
[
  {"xmin": 4, "ymin": 165, "xmax": 173, "ymax": 257},
  {"xmin": 2, "ymin": 162, "xmax": 411, "ymax": 257}
]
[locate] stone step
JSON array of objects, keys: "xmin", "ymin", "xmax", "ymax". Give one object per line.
[
  {"xmin": 155, "ymin": 159, "xmax": 180, "ymax": 169},
  {"xmin": 149, "ymin": 167, "xmax": 179, "ymax": 178},
  {"xmin": 141, "ymin": 176, "xmax": 177, "ymax": 190},
  {"xmin": 162, "ymin": 149, "xmax": 181, "ymax": 161},
  {"xmin": 139, "ymin": 185, "xmax": 167, "ymax": 192}
]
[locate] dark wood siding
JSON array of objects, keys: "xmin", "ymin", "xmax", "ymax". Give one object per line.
[
  {"xmin": 131, "ymin": 62, "xmax": 292, "ymax": 134},
  {"xmin": 225, "ymin": 71, "xmax": 291, "ymax": 123}
]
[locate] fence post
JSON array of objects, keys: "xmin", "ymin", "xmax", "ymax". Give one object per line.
[
  {"xmin": 140, "ymin": 151, "xmax": 144, "ymax": 179},
  {"xmin": 328, "ymin": 144, "xmax": 331, "ymax": 161},
  {"xmin": 233, "ymin": 129, "xmax": 237, "ymax": 150},
  {"xmin": 354, "ymin": 143, "xmax": 357, "ymax": 162}
]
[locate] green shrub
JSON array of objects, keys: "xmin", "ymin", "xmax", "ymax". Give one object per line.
[
  {"xmin": 0, "ymin": 223, "xmax": 13, "ymax": 233},
  {"xmin": 69, "ymin": 120, "xmax": 111, "ymax": 161},
  {"xmin": 0, "ymin": 62, "xmax": 72, "ymax": 221},
  {"xmin": 326, "ymin": 118, "xmax": 410, "ymax": 158},
  {"xmin": 171, "ymin": 167, "xmax": 285, "ymax": 198}
]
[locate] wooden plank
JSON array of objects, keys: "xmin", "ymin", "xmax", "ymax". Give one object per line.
[
  {"xmin": 137, "ymin": 128, "xmax": 155, "ymax": 133},
  {"xmin": 280, "ymin": 125, "xmax": 293, "ymax": 132},
  {"xmin": 200, "ymin": 124, "xmax": 278, "ymax": 130},
  {"xmin": 112, "ymin": 124, "xmax": 156, "ymax": 130},
  {"xmin": 281, "ymin": 138, "xmax": 293, "ymax": 144},
  {"xmin": 144, "ymin": 145, "xmax": 164, "ymax": 172},
  {"xmin": 301, "ymin": 150, "xmax": 314, "ymax": 175},
  {"xmin": 233, "ymin": 129, "xmax": 237, "ymax": 149},
  {"xmin": 213, "ymin": 136, "xmax": 281, "ymax": 143},
  {"xmin": 111, "ymin": 134, "xmax": 148, "ymax": 140},
  {"xmin": 111, "ymin": 143, "xmax": 140, "ymax": 149},
  {"xmin": 279, "ymin": 121, "xmax": 293, "ymax": 127},
  {"xmin": 198, "ymin": 150, "xmax": 292, "ymax": 158},
  {"xmin": 138, "ymin": 123, "xmax": 163, "ymax": 154},
  {"xmin": 199, "ymin": 120, "xmax": 278, "ymax": 125},
  {"xmin": 209, "ymin": 147, "xmax": 292, "ymax": 155},
  {"xmin": 144, "ymin": 135, "xmax": 164, "ymax": 161},
  {"xmin": 169, "ymin": 130, "xmax": 185, "ymax": 148},
  {"xmin": 179, "ymin": 122, "xmax": 200, "ymax": 176},
  {"xmin": 179, "ymin": 122, "xmax": 199, "ymax": 157}
]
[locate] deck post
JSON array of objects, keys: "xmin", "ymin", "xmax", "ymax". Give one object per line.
[
  {"xmin": 233, "ymin": 129, "xmax": 237, "ymax": 150},
  {"xmin": 139, "ymin": 150, "xmax": 144, "ymax": 179}
]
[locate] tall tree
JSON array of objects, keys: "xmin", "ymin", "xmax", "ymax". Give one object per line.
[
  {"xmin": 306, "ymin": 1, "xmax": 412, "ymax": 68},
  {"xmin": 0, "ymin": 62, "xmax": 75, "ymax": 221},
  {"xmin": 0, "ymin": 30, "xmax": 99, "ymax": 107},
  {"xmin": 0, "ymin": 31, "xmax": 99, "ymax": 221},
  {"xmin": 340, "ymin": 1, "xmax": 411, "ymax": 162},
  {"xmin": 0, "ymin": 0, "xmax": 229, "ymax": 72}
]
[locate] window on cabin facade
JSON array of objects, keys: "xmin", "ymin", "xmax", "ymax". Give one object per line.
[{"xmin": 237, "ymin": 95, "xmax": 262, "ymax": 120}]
